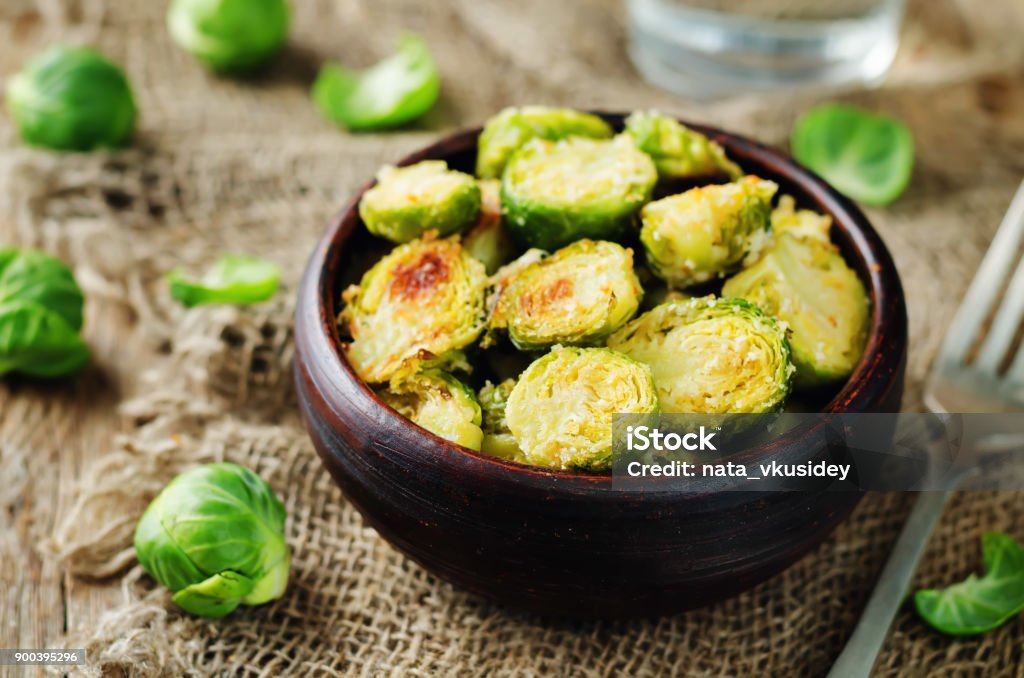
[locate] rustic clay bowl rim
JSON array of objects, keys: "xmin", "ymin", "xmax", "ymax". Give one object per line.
[{"xmin": 304, "ymin": 113, "xmax": 905, "ymax": 486}]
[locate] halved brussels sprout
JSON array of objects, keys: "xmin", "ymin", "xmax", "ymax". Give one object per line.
[
  {"xmin": 608, "ymin": 297, "xmax": 793, "ymax": 413},
  {"xmin": 480, "ymin": 248, "xmax": 548, "ymax": 348},
  {"xmin": 340, "ymin": 237, "xmax": 486, "ymax": 383},
  {"xmin": 382, "ymin": 369, "xmax": 483, "ymax": 450},
  {"xmin": 501, "ymin": 136, "xmax": 657, "ymax": 250},
  {"xmin": 462, "ymin": 179, "xmax": 517, "ymax": 274},
  {"xmin": 640, "ymin": 176, "xmax": 778, "ymax": 287},
  {"xmin": 505, "ymin": 347, "xmax": 659, "ymax": 471},
  {"xmin": 477, "ymin": 378, "xmax": 526, "ymax": 461},
  {"xmin": 476, "ymin": 106, "xmax": 613, "ymax": 179},
  {"xmin": 723, "ymin": 232, "xmax": 869, "ymax": 387},
  {"xmin": 771, "ymin": 195, "xmax": 831, "ymax": 242},
  {"xmin": 491, "ymin": 239, "xmax": 642, "ymax": 350},
  {"xmin": 359, "ymin": 161, "xmax": 481, "ymax": 243},
  {"xmin": 623, "ymin": 110, "xmax": 742, "ymax": 182}
]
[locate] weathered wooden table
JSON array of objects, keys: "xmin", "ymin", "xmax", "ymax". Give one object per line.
[{"xmin": 2, "ymin": 0, "xmax": 1023, "ymax": 675}]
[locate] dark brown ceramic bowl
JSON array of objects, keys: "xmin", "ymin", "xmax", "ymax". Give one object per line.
[{"xmin": 294, "ymin": 113, "xmax": 907, "ymax": 618}]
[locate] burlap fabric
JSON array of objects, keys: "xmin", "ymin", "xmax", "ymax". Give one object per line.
[{"xmin": 1, "ymin": 0, "xmax": 1023, "ymax": 675}]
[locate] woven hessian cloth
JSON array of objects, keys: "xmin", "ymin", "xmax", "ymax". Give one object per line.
[{"xmin": 1, "ymin": 0, "xmax": 1023, "ymax": 675}]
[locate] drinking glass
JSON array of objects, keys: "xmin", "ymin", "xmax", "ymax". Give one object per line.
[{"xmin": 627, "ymin": 0, "xmax": 908, "ymax": 99}]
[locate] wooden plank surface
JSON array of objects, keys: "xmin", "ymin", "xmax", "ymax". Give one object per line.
[{"xmin": 0, "ymin": 297, "xmax": 159, "ymax": 676}]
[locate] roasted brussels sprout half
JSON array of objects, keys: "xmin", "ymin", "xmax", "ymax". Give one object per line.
[
  {"xmin": 501, "ymin": 136, "xmax": 658, "ymax": 250},
  {"xmin": 723, "ymin": 232, "xmax": 869, "ymax": 387},
  {"xmin": 168, "ymin": 0, "xmax": 290, "ymax": 73},
  {"xmin": 623, "ymin": 110, "xmax": 742, "ymax": 182},
  {"xmin": 462, "ymin": 179, "xmax": 517, "ymax": 274},
  {"xmin": 608, "ymin": 297, "xmax": 793, "ymax": 413},
  {"xmin": 382, "ymin": 369, "xmax": 484, "ymax": 450},
  {"xmin": 640, "ymin": 176, "xmax": 778, "ymax": 287},
  {"xmin": 771, "ymin": 195, "xmax": 831, "ymax": 242},
  {"xmin": 491, "ymin": 239, "xmax": 642, "ymax": 350},
  {"xmin": 6, "ymin": 46, "xmax": 136, "ymax": 151},
  {"xmin": 477, "ymin": 378, "xmax": 525, "ymax": 461},
  {"xmin": 359, "ymin": 161, "xmax": 481, "ymax": 244},
  {"xmin": 340, "ymin": 237, "xmax": 487, "ymax": 383},
  {"xmin": 480, "ymin": 248, "xmax": 547, "ymax": 346},
  {"xmin": 506, "ymin": 347, "xmax": 659, "ymax": 471},
  {"xmin": 476, "ymin": 106, "xmax": 614, "ymax": 179}
]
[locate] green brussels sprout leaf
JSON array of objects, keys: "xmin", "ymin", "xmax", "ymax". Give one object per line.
[
  {"xmin": 168, "ymin": 0, "xmax": 290, "ymax": 72},
  {"xmin": 791, "ymin": 103, "xmax": 914, "ymax": 207},
  {"xmin": 6, "ymin": 45, "xmax": 136, "ymax": 151},
  {"xmin": 134, "ymin": 463, "xmax": 291, "ymax": 619},
  {"xmin": 915, "ymin": 532, "xmax": 1024, "ymax": 636},
  {"xmin": 172, "ymin": 571, "xmax": 257, "ymax": 619},
  {"xmin": 313, "ymin": 33, "xmax": 440, "ymax": 132},
  {"xmin": 168, "ymin": 255, "xmax": 281, "ymax": 308},
  {"xmin": 0, "ymin": 248, "xmax": 89, "ymax": 379}
]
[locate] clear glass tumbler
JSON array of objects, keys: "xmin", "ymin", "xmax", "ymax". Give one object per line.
[{"xmin": 627, "ymin": 0, "xmax": 907, "ymax": 99}]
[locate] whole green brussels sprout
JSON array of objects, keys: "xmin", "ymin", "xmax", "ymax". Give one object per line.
[
  {"xmin": 340, "ymin": 237, "xmax": 487, "ymax": 383},
  {"xmin": 134, "ymin": 463, "xmax": 291, "ymax": 619},
  {"xmin": 723, "ymin": 232, "xmax": 869, "ymax": 387},
  {"xmin": 359, "ymin": 161, "xmax": 481, "ymax": 244},
  {"xmin": 168, "ymin": 0, "xmax": 290, "ymax": 72},
  {"xmin": 491, "ymin": 239, "xmax": 643, "ymax": 350},
  {"xmin": 0, "ymin": 248, "xmax": 89, "ymax": 378},
  {"xmin": 501, "ymin": 136, "xmax": 658, "ymax": 251},
  {"xmin": 608, "ymin": 297, "xmax": 793, "ymax": 413},
  {"xmin": 505, "ymin": 347, "xmax": 659, "ymax": 471},
  {"xmin": 382, "ymin": 369, "xmax": 484, "ymax": 450},
  {"xmin": 623, "ymin": 110, "xmax": 742, "ymax": 182},
  {"xmin": 476, "ymin": 106, "xmax": 614, "ymax": 179},
  {"xmin": 5, "ymin": 46, "xmax": 137, "ymax": 151},
  {"xmin": 640, "ymin": 176, "xmax": 778, "ymax": 288}
]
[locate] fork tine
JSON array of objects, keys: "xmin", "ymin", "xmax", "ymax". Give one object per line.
[
  {"xmin": 974, "ymin": 254, "xmax": 1024, "ymax": 375},
  {"xmin": 938, "ymin": 180, "xmax": 1024, "ymax": 365}
]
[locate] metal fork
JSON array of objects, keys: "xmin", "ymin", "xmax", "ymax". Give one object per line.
[{"xmin": 827, "ymin": 179, "xmax": 1024, "ymax": 678}]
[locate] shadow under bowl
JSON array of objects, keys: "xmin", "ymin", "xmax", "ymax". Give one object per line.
[{"xmin": 294, "ymin": 114, "xmax": 908, "ymax": 618}]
